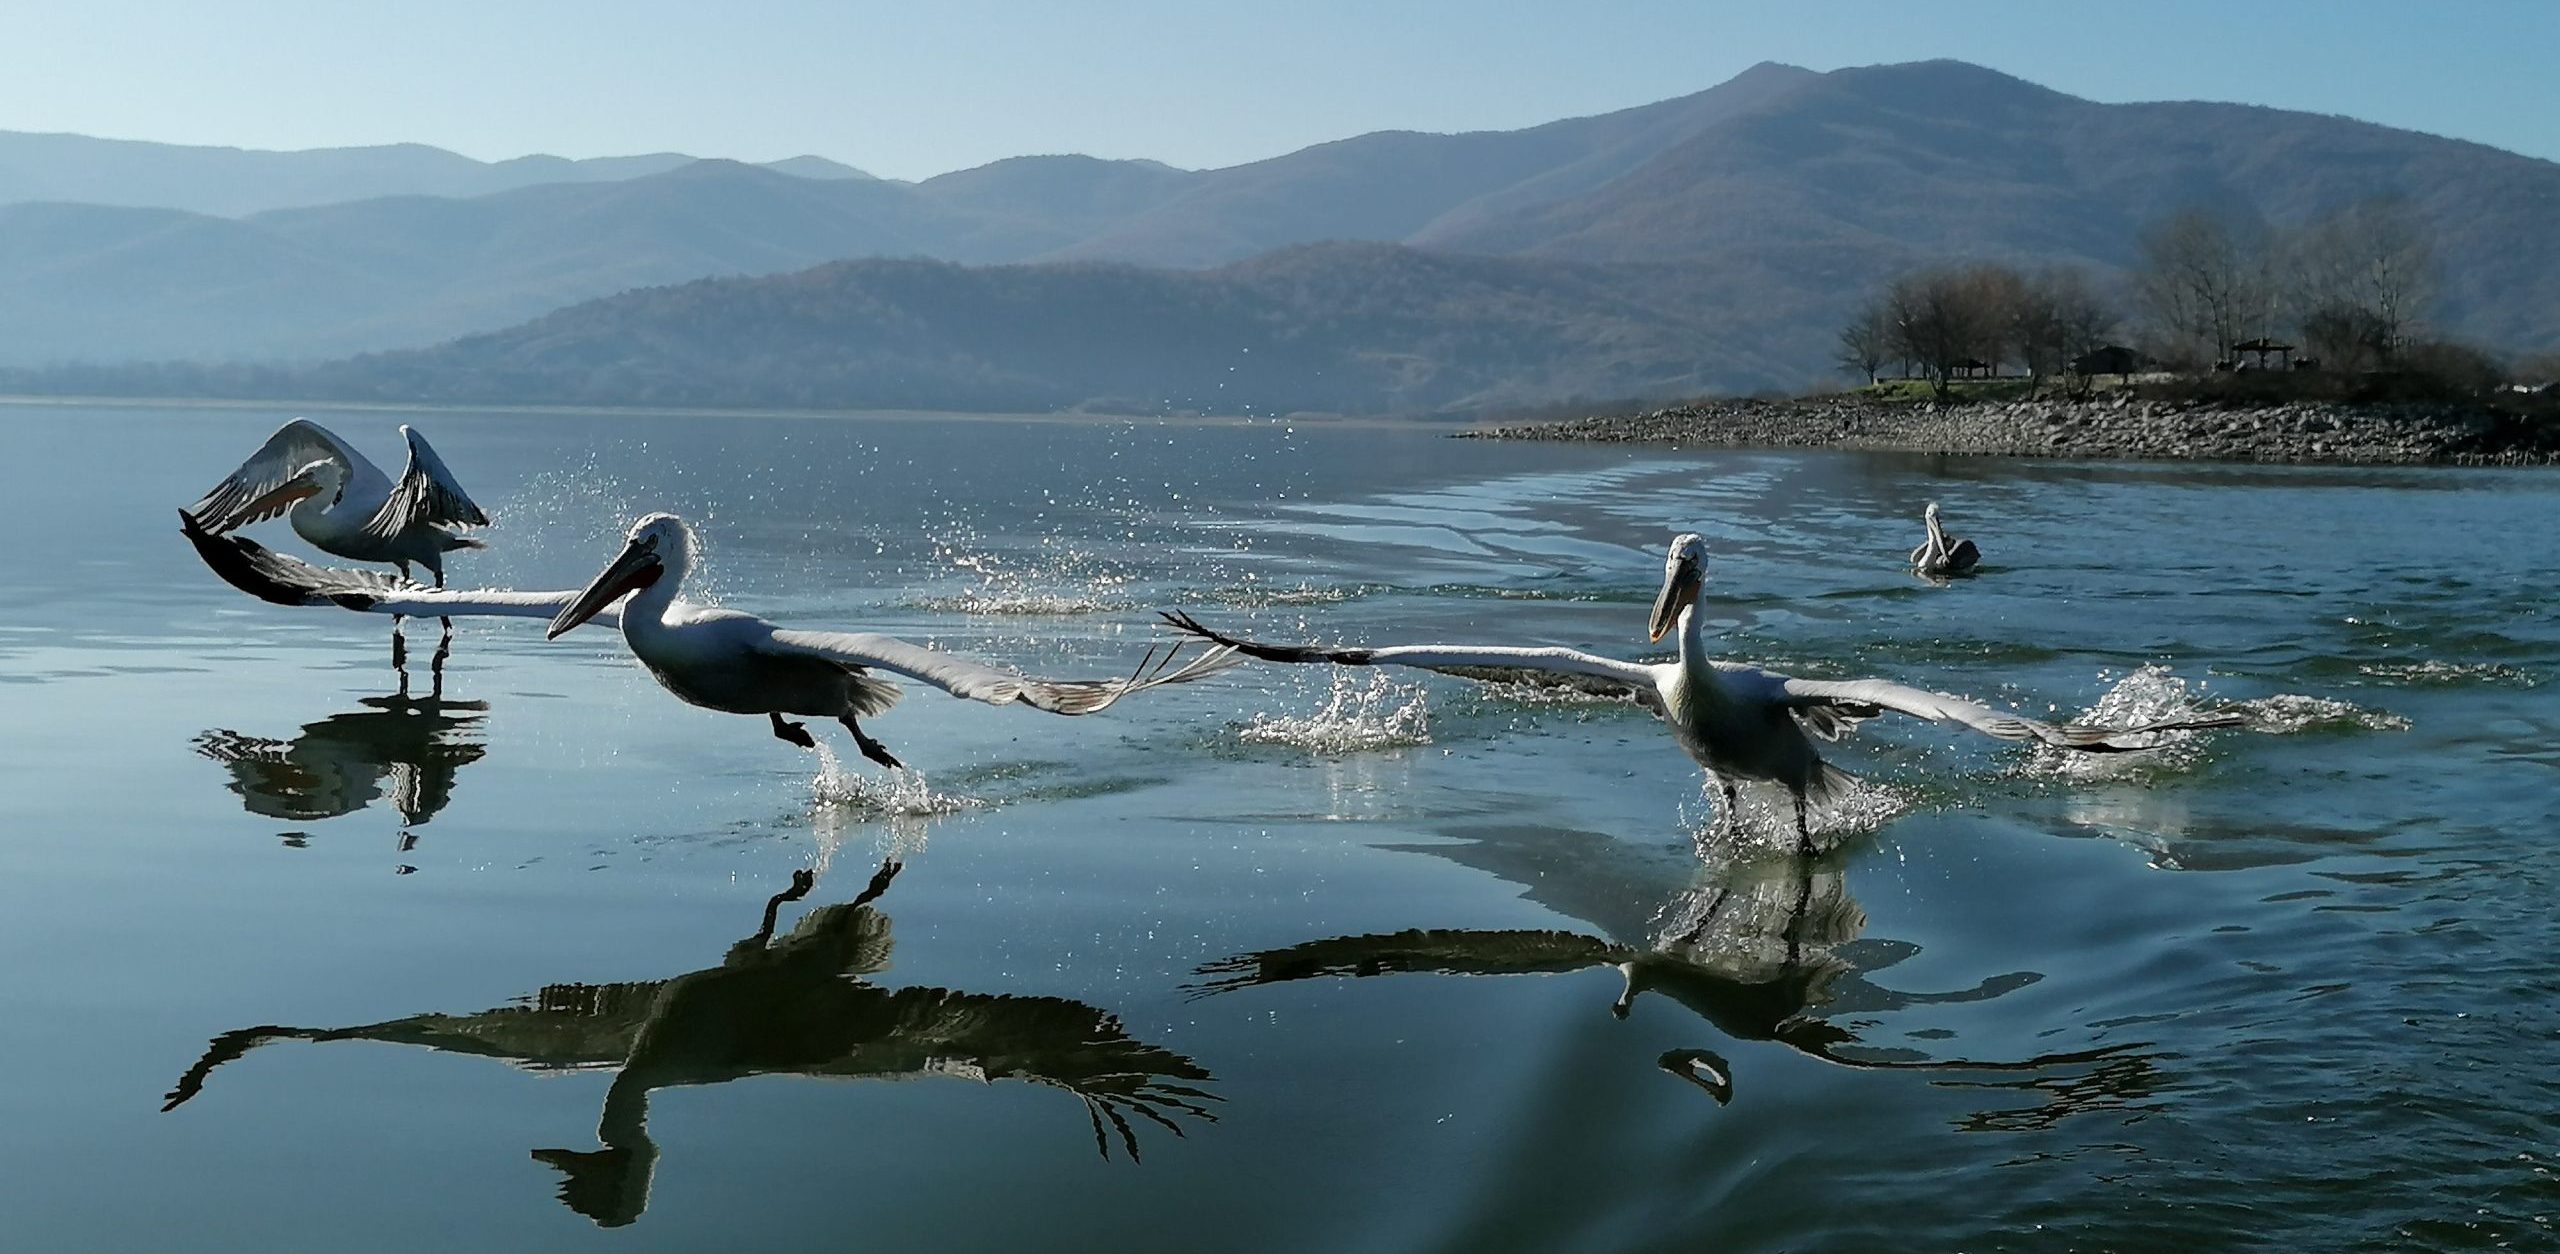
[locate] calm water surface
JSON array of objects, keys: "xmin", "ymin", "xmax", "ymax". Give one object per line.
[{"xmin": 0, "ymin": 404, "xmax": 2553, "ymax": 1251}]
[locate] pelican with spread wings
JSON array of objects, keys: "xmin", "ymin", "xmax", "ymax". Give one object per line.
[
  {"xmin": 188, "ymin": 419, "xmax": 490, "ymax": 653},
  {"xmin": 189, "ymin": 419, "xmax": 489, "ymax": 580},
  {"xmin": 181, "ymin": 510, "xmax": 1236, "ymax": 771},
  {"xmin": 1166, "ymin": 533, "xmax": 2241, "ymax": 852}
]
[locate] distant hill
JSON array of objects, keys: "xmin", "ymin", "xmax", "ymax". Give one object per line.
[
  {"xmin": 1412, "ymin": 60, "xmax": 2560, "ymax": 353},
  {"xmin": 4, "ymin": 60, "xmax": 2555, "ymax": 395},
  {"xmin": 0, "ymin": 129, "xmax": 875, "ymax": 216},
  {"xmin": 6, "ymin": 245, "xmax": 1803, "ymax": 414},
  {"xmin": 0, "ymin": 162, "xmax": 972, "ymax": 363}
]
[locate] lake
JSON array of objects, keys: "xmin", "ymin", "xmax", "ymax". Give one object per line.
[{"xmin": 1, "ymin": 403, "xmax": 2553, "ymax": 1251}]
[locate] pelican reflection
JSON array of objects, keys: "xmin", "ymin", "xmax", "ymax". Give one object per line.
[
  {"xmin": 162, "ymin": 862, "xmax": 1218, "ymax": 1227},
  {"xmin": 1197, "ymin": 826, "xmax": 2141, "ymax": 1106},
  {"xmin": 195, "ymin": 665, "xmax": 485, "ymax": 829}
]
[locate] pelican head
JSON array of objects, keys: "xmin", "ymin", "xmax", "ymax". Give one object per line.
[
  {"xmin": 1924, "ymin": 501, "xmax": 1942, "ymax": 526},
  {"xmin": 1648, "ymin": 533, "xmax": 1708, "ymax": 642},
  {"xmin": 548, "ymin": 513, "xmax": 687, "ymax": 639}
]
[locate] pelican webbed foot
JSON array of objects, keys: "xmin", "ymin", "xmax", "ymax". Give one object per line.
[
  {"xmin": 1658, "ymin": 1048, "xmax": 1734, "ymax": 1104},
  {"xmin": 768, "ymin": 713, "xmax": 818, "ymax": 750},
  {"xmin": 854, "ymin": 858, "xmax": 903, "ymax": 907},
  {"xmin": 839, "ymin": 717, "xmax": 905, "ymax": 771}
]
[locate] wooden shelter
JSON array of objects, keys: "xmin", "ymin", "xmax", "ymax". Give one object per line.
[{"xmin": 2230, "ymin": 337, "xmax": 2296, "ymax": 370}]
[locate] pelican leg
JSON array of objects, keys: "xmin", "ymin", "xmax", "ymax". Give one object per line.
[
  {"xmin": 839, "ymin": 717, "xmax": 905, "ymax": 771},
  {"xmin": 433, "ymin": 567, "xmax": 454, "ymax": 641},
  {"xmin": 1794, "ymin": 791, "xmax": 1816, "ymax": 858},
  {"xmin": 751, "ymin": 868, "xmax": 817, "ymax": 944},
  {"xmin": 390, "ymin": 561, "xmax": 412, "ymax": 665},
  {"xmin": 1721, "ymin": 780, "xmax": 1742, "ymax": 835},
  {"xmin": 767, "ymin": 712, "xmax": 818, "ymax": 750}
]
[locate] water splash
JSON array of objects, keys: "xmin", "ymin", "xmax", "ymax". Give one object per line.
[
  {"xmin": 907, "ymin": 532, "xmax": 1134, "ymax": 616},
  {"xmin": 1683, "ymin": 776, "xmax": 1913, "ymax": 858},
  {"xmin": 1237, "ymin": 671, "xmax": 1432, "ymax": 754},
  {"xmin": 810, "ymin": 745, "xmax": 986, "ymax": 815},
  {"xmin": 476, "ymin": 460, "xmax": 643, "ymax": 587},
  {"xmin": 2230, "ymin": 693, "xmax": 2412, "ymax": 735},
  {"xmin": 1470, "ymin": 678, "xmax": 1650, "ymax": 709},
  {"xmin": 1208, "ymin": 579, "xmax": 1364, "ymax": 610},
  {"xmin": 2024, "ymin": 666, "xmax": 2405, "ymax": 782},
  {"xmin": 2030, "ymin": 665, "xmax": 2228, "ymax": 780},
  {"xmin": 2356, "ymin": 660, "xmax": 2539, "ymax": 688}
]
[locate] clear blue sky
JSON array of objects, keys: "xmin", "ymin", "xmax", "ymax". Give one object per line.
[{"xmin": 3, "ymin": 0, "xmax": 2553, "ymax": 179}]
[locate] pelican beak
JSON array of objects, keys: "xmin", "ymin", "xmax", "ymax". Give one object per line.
[
  {"xmin": 236, "ymin": 474, "xmax": 325, "ymax": 520},
  {"xmin": 548, "ymin": 537, "xmax": 661, "ymax": 639},
  {"xmin": 1647, "ymin": 560, "xmax": 1698, "ymax": 642}
]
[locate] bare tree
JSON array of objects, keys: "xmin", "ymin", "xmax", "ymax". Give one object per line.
[
  {"xmin": 1834, "ymin": 296, "xmax": 1891, "ymax": 384},
  {"xmin": 1885, "ymin": 268, "xmax": 1998, "ymax": 399},
  {"xmin": 2135, "ymin": 209, "xmax": 2274, "ymax": 367},
  {"xmin": 2291, "ymin": 197, "xmax": 2436, "ymax": 367},
  {"xmin": 2013, "ymin": 266, "xmax": 2117, "ymax": 397},
  {"xmin": 1957, "ymin": 263, "xmax": 2028, "ymax": 376}
]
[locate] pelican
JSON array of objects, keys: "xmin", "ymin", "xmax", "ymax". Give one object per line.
[
  {"xmin": 1910, "ymin": 501, "xmax": 1980, "ymax": 578},
  {"xmin": 188, "ymin": 420, "xmax": 490, "ymax": 655},
  {"xmin": 1165, "ymin": 533, "xmax": 2241, "ymax": 853},
  {"xmin": 180, "ymin": 510, "xmax": 1237, "ymax": 771}
]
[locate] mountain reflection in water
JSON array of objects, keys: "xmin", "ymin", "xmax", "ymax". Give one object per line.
[{"xmin": 160, "ymin": 861, "xmax": 1219, "ymax": 1227}]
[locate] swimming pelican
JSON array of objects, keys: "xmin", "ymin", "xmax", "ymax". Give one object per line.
[
  {"xmin": 188, "ymin": 420, "xmax": 490, "ymax": 654},
  {"xmin": 180, "ymin": 510, "xmax": 1237, "ymax": 770},
  {"xmin": 1165, "ymin": 533, "xmax": 2241, "ymax": 853},
  {"xmin": 1909, "ymin": 501, "xmax": 1980, "ymax": 578}
]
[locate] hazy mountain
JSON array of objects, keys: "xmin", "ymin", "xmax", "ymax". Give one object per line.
[
  {"xmin": 0, "ymin": 129, "xmax": 876, "ymax": 216},
  {"xmin": 5, "ymin": 60, "xmax": 2555, "ymax": 391},
  {"xmin": 1415, "ymin": 59, "xmax": 2560, "ymax": 352},
  {"xmin": 1044, "ymin": 62, "xmax": 1818, "ymax": 267},
  {"xmin": 9, "ymin": 245, "xmax": 1805, "ymax": 414},
  {"xmin": 0, "ymin": 161, "xmax": 978, "ymax": 363}
]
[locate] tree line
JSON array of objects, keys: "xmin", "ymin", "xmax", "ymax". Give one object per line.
[{"xmin": 1837, "ymin": 197, "xmax": 2514, "ymax": 399}]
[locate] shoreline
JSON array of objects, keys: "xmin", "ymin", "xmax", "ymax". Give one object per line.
[
  {"xmin": 0, "ymin": 393, "xmax": 1440, "ymax": 431},
  {"xmin": 1463, "ymin": 395, "xmax": 2560, "ymax": 467}
]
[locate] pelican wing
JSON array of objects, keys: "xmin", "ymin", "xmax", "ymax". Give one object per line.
[
  {"xmin": 180, "ymin": 509, "xmax": 618, "ymax": 626},
  {"xmin": 1159, "ymin": 610, "xmax": 1661, "ymax": 699},
  {"xmin": 757, "ymin": 629, "xmax": 1239, "ymax": 715},
  {"xmin": 188, "ymin": 419, "xmax": 385, "ymax": 532},
  {"xmin": 360, "ymin": 425, "xmax": 489, "ymax": 541},
  {"xmin": 1764, "ymin": 672, "xmax": 2243, "ymax": 751}
]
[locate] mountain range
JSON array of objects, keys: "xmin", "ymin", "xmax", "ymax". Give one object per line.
[
  {"xmin": 4, "ymin": 60, "xmax": 2555, "ymax": 411},
  {"xmin": 0, "ymin": 129, "xmax": 871, "ymax": 216}
]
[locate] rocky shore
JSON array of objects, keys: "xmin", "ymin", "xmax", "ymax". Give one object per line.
[{"xmin": 1464, "ymin": 395, "xmax": 2558, "ymax": 466}]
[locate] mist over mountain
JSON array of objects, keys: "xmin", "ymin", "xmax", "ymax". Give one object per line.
[
  {"xmin": 0, "ymin": 129, "xmax": 873, "ymax": 217},
  {"xmin": 13, "ymin": 245, "xmax": 1808, "ymax": 414},
  {"xmin": 6, "ymin": 60, "xmax": 2555, "ymax": 408}
]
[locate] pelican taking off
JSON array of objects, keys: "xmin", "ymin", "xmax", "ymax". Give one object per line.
[
  {"xmin": 181, "ymin": 510, "xmax": 1236, "ymax": 771},
  {"xmin": 1909, "ymin": 501, "xmax": 1979, "ymax": 578},
  {"xmin": 189, "ymin": 420, "xmax": 489, "ymax": 654},
  {"xmin": 190, "ymin": 419, "xmax": 488, "ymax": 581},
  {"xmin": 1166, "ymin": 534, "xmax": 2240, "ymax": 853}
]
